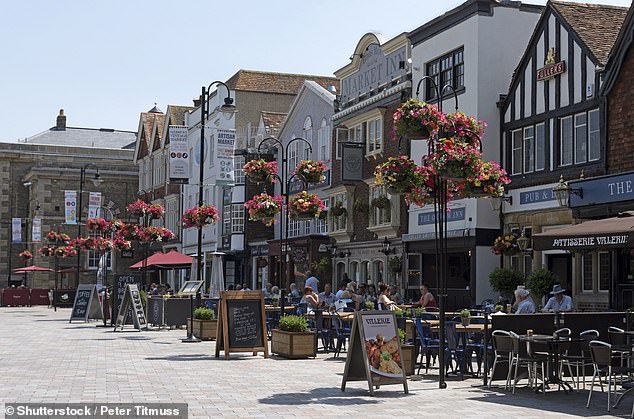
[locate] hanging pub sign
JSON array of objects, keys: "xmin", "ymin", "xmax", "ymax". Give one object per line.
[
  {"xmin": 537, "ymin": 48, "xmax": 566, "ymax": 81},
  {"xmin": 168, "ymin": 125, "xmax": 190, "ymax": 183},
  {"xmin": 342, "ymin": 143, "xmax": 364, "ymax": 181},
  {"xmin": 341, "ymin": 311, "xmax": 408, "ymax": 395}
]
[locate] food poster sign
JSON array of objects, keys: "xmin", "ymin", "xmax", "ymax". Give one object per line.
[
  {"xmin": 361, "ymin": 313, "xmax": 404, "ymax": 379},
  {"xmin": 342, "ymin": 311, "xmax": 408, "ymax": 395}
]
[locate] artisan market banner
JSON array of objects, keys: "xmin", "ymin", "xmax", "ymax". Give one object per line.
[
  {"xmin": 11, "ymin": 218, "xmax": 21, "ymax": 243},
  {"xmin": 65, "ymin": 190, "xmax": 77, "ymax": 224},
  {"xmin": 215, "ymin": 129, "xmax": 236, "ymax": 186},
  {"xmin": 31, "ymin": 217, "xmax": 41, "ymax": 242},
  {"xmin": 88, "ymin": 192, "xmax": 102, "ymax": 218},
  {"xmin": 168, "ymin": 125, "xmax": 190, "ymax": 183}
]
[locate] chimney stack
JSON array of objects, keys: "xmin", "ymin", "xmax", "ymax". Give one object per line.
[{"xmin": 56, "ymin": 109, "xmax": 66, "ymax": 131}]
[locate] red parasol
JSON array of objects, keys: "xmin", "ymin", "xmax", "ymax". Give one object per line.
[
  {"xmin": 130, "ymin": 250, "xmax": 192, "ymax": 269},
  {"xmin": 13, "ymin": 266, "xmax": 54, "ymax": 272},
  {"xmin": 57, "ymin": 266, "xmax": 91, "ymax": 274}
]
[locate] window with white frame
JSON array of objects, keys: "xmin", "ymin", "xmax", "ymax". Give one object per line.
[
  {"xmin": 303, "ymin": 117, "xmax": 313, "ymax": 146},
  {"xmin": 288, "ymin": 218, "xmax": 301, "ymax": 237},
  {"xmin": 581, "ymin": 253, "xmax": 594, "ymax": 292},
  {"xmin": 315, "ymin": 199, "xmax": 328, "ymax": 234},
  {"xmin": 510, "ymin": 123, "xmax": 546, "ymax": 175},
  {"xmin": 234, "ymin": 155, "xmax": 245, "ymax": 184},
  {"xmin": 222, "ymin": 204, "xmax": 231, "ymax": 235},
  {"xmin": 366, "ymin": 117, "xmax": 382, "ymax": 155},
  {"xmin": 231, "ymin": 204, "xmax": 244, "ymax": 234},
  {"xmin": 426, "ymin": 48, "xmax": 464, "ymax": 101},
  {"xmin": 559, "ymin": 108, "xmax": 600, "ymax": 168},
  {"xmin": 369, "ymin": 185, "xmax": 391, "ymax": 226},
  {"xmin": 289, "ymin": 139, "xmax": 299, "ymax": 172},
  {"xmin": 318, "ymin": 118, "xmax": 329, "ymax": 162},
  {"xmin": 581, "ymin": 251, "xmax": 610, "ymax": 292},
  {"xmin": 303, "ymin": 220, "xmax": 311, "ymax": 235},
  {"xmin": 88, "ymin": 231, "xmax": 112, "ymax": 270},
  {"xmin": 330, "ymin": 193, "xmax": 347, "ymax": 232}
]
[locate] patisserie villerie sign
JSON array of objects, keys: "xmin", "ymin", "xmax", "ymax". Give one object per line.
[{"xmin": 341, "ymin": 311, "xmax": 408, "ymax": 395}]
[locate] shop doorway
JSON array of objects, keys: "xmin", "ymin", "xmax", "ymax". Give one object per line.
[{"xmin": 547, "ymin": 254, "xmax": 572, "ymax": 294}]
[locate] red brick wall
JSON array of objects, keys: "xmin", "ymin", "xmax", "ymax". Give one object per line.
[{"xmin": 608, "ymin": 43, "xmax": 634, "ymax": 173}]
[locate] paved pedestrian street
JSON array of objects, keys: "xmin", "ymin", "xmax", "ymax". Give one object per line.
[{"xmin": 0, "ymin": 307, "xmax": 628, "ymax": 418}]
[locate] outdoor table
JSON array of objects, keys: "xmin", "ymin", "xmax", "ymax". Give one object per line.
[
  {"xmin": 520, "ymin": 334, "xmax": 585, "ymax": 393},
  {"xmin": 430, "ymin": 323, "xmax": 490, "ymax": 332},
  {"xmin": 265, "ymin": 305, "xmax": 295, "ymax": 313}
]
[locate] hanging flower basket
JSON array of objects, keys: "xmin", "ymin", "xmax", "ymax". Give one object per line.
[
  {"xmin": 430, "ymin": 138, "xmax": 481, "ymax": 182},
  {"xmin": 244, "ymin": 193, "xmax": 283, "ymax": 226},
  {"xmin": 182, "ymin": 205, "xmax": 220, "ymax": 228},
  {"xmin": 374, "ymin": 156, "xmax": 420, "ymax": 195},
  {"xmin": 18, "ymin": 250, "xmax": 33, "ymax": 260},
  {"xmin": 330, "ymin": 203, "xmax": 347, "ymax": 217},
  {"xmin": 243, "ymin": 159, "xmax": 277, "ymax": 184},
  {"xmin": 138, "ymin": 226, "xmax": 175, "ymax": 243},
  {"xmin": 392, "ymin": 99, "xmax": 446, "ymax": 140},
  {"xmin": 74, "ymin": 237, "xmax": 97, "ymax": 251},
  {"xmin": 288, "ymin": 191, "xmax": 324, "ymax": 220},
  {"xmin": 117, "ymin": 224, "xmax": 139, "ymax": 241},
  {"xmin": 491, "ymin": 234, "xmax": 520, "ymax": 256},
  {"xmin": 445, "ymin": 112, "xmax": 487, "ymax": 144},
  {"xmin": 46, "ymin": 231, "xmax": 71, "ymax": 244},
  {"xmin": 294, "ymin": 160, "xmax": 327, "ymax": 184},
  {"xmin": 86, "ymin": 218, "xmax": 111, "ymax": 233},
  {"xmin": 462, "ymin": 161, "xmax": 510, "ymax": 199},
  {"xmin": 113, "ymin": 238, "xmax": 132, "ymax": 251},
  {"xmin": 371, "ymin": 195, "xmax": 391, "ymax": 209}
]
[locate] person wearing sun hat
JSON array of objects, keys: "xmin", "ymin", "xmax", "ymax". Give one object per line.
[{"xmin": 542, "ymin": 284, "xmax": 572, "ymax": 312}]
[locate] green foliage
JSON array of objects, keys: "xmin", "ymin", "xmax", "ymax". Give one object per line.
[
  {"xmin": 397, "ymin": 328, "xmax": 406, "ymax": 344},
  {"xmin": 330, "ymin": 202, "xmax": 346, "ymax": 217},
  {"xmin": 193, "ymin": 307, "xmax": 215, "ymax": 320},
  {"xmin": 311, "ymin": 257, "xmax": 330, "ymax": 277},
  {"xmin": 488, "ymin": 267, "xmax": 524, "ymax": 296},
  {"xmin": 494, "ymin": 304, "xmax": 504, "ymax": 312},
  {"xmin": 371, "ymin": 195, "xmax": 391, "ymax": 209},
  {"xmin": 365, "ymin": 301, "xmax": 375, "ymax": 310},
  {"xmin": 526, "ymin": 268, "xmax": 559, "ymax": 299},
  {"xmin": 278, "ymin": 315, "xmax": 308, "ymax": 333},
  {"xmin": 460, "ymin": 309, "xmax": 470, "ymax": 318},
  {"xmin": 393, "ymin": 308, "xmax": 405, "ymax": 318},
  {"xmin": 389, "ymin": 256, "xmax": 403, "ymax": 273},
  {"xmin": 414, "ymin": 307, "xmax": 427, "ymax": 318}
]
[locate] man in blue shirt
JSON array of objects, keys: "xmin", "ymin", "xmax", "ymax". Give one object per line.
[
  {"xmin": 514, "ymin": 288, "xmax": 535, "ymax": 314},
  {"xmin": 305, "ymin": 271, "xmax": 319, "ymax": 293},
  {"xmin": 543, "ymin": 284, "xmax": 573, "ymax": 312}
]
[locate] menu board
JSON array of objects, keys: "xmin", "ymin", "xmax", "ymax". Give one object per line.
[
  {"xmin": 341, "ymin": 311, "xmax": 408, "ymax": 395},
  {"xmin": 215, "ymin": 291, "xmax": 268, "ymax": 359},
  {"xmin": 226, "ymin": 299, "xmax": 263, "ymax": 348},
  {"xmin": 69, "ymin": 284, "xmax": 103, "ymax": 323},
  {"xmin": 115, "ymin": 273, "xmax": 142, "ymax": 325},
  {"xmin": 114, "ymin": 284, "xmax": 146, "ymax": 331}
]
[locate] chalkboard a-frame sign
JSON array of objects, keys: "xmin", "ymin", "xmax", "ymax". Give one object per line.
[
  {"xmin": 114, "ymin": 283, "xmax": 147, "ymax": 331},
  {"xmin": 215, "ymin": 290, "xmax": 268, "ymax": 359},
  {"xmin": 341, "ymin": 311, "xmax": 408, "ymax": 396},
  {"xmin": 69, "ymin": 284, "xmax": 103, "ymax": 323}
]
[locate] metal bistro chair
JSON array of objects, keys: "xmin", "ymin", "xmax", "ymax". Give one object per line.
[
  {"xmin": 489, "ymin": 330, "xmax": 513, "ymax": 389},
  {"xmin": 332, "ymin": 313, "xmax": 351, "ymax": 358},
  {"xmin": 312, "ymin": 309, "xmax": 332, "ymax": 353},
  {"xmin": 587, "ymin": 340, "xmax": 634, "ymax": 413},
  {"xmin": 414, "ymin": 318, "xmax": 439, "ymax": 374},
  {"xmin": 509, "ymin": 331, "xmax": 547, "ymax": 394},
  {"xmin": 561, "ymin": 329, "xmax": 598, "ymax": 390}
]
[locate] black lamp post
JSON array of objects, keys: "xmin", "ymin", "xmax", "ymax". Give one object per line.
[
  {"xmin": 181, "ymin": 81, "xmax": 236, "ymax": 344},
  {"xmin": 378, "ymin": 237, "xmax": 396, "ymax": 256},
  {"xmin": 96, "ymin": 206, "xmax": 114, "ymax": 328},
  {"xmin": 77, "ymin": 163, "xmax": 102, "ymax": 288},
  {"xmin": 255, "ymin": 136, "xmax": 312, "ymax": 317}
]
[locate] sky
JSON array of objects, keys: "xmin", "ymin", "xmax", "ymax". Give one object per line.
[{"xmin": 0, "ymin": 0, "xmax": 630, "ymax": 142}]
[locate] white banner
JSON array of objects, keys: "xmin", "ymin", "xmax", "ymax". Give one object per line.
[
  {"xmin": 215, "ymin": 129, "xmax": 236, "ymax": 185},
  {"xmin": 11, "ymin": 218, "xmax": 21, "ymax": 243},
  {"xmin": 88, "ymin": 192, "xmax": 102, "ymax": 218},
  {"xmin": 169, "ymin": 125, "xmax": 190, "ymax": 182},
  {"xmin": 32, "ymin": 217, "xmax": 41, "ymax": 243},
  {"xmin": 65, "ymin": 190, "xmax": 77, "ymax": 224}
]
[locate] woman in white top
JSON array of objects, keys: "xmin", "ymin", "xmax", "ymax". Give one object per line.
[{"xmin": 377, "ymin": 284, "xmax": 397, "ymax": 310}]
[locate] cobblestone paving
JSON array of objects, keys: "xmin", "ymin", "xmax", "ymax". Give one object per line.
[{"xmin": 0, "ymin": 307, "xmax": 628, "ymax": 418}]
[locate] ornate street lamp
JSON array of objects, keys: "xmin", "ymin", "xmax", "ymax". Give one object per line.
[
  {"xmin": 76, "ymin": 163, "xmax": 103, "ymax": 288},
  {"xmin": 378, "ymin": 237, "xmax": 396, "ymax": 256},
  {"xmin": 516, "ymin": 230, "xmax": 531, "ymax": 253},
  {"xmin": 553, "ymin": 175, "xmax": 583, "ymax": 207}
]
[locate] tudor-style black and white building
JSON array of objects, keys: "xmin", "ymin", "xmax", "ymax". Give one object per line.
[{"xmin": 500, "ymin": 1, "xmax": 628, "ymax": 310}]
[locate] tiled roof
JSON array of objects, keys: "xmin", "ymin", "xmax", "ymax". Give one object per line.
[
  {"xmin": 261, "ymin": 111, "xmax": 287, "ymax": 135},
  {"xmin": 552, "ymin": 1, "xmax": 628, "ymax": 65},
  {"xmin": 137, "ymin": 112, "xmax": 164, "ymax": 159},
  {"xmin": 151, "ymin": 113, "xmax": 166, "ymax": 151},
  {"xmin": 167, "ymin": 105, "xmax": 194, "ymax": 126},
  {"xmin": 26, "ymin": 127, "xmax": 136, "ymax": 149},
  {"xmin": 225, "ymin": 70, "xmax": 339, "ymax": 95}
]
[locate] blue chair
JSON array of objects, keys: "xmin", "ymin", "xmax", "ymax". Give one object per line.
[
  {"xmin": 332, "ymin": 315, "xmax": 352, "ymax": 358},
  {"xmin": 414, "ymin": 318, "xmax": 439, "ymax": 374},
  {"xmin": 296, "ymin": 302, "xmax": 308, "ymax": 316}
]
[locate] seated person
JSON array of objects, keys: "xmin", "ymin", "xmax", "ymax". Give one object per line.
[
  {"xmin": 542, "ymin": 284, "xmax": 572, "ymax": 312},
  {"xmin": 514, "ymin": 288, "xmax": 535, "ymax": 314},
  {"xmin": 335, "ymin": 281, "xmax": 347, "ymax": 300},
  {"xmin": 300, "ymin": 286, "xmax": 320, "ymax": 309},
  {"xmin": 289, "ymin": 283, "xmax": 302, "ymax": 299},
  {"xmin": 417, "ymin": 284, "xmax": 437, "ymax": 308},
  {"xmin": 263, "ymin": 283, "xmax": 274, "ymax": 298},
  {"xmin": 318, "ymin": 283, "xmax": 336, "ymax": 307},
  {"xmin": 377, "ymin": 284, "xmax": 397, "ymax": 310}
]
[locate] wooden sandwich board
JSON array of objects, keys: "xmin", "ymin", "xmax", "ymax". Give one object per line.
[
  {"xmin": 215, "ymin": 290, "xmax": 268, "ymax": 359},
  {"xmin": 69, "ymin": 284, "xmax": 103, "ymax": 323},
  {"xmin": 114, "ymin": 283, "xmax": 147, "ymax": 331},
  {"xmin": 341, "ymin": 311, "xmax": 408, "ymax": 395}
]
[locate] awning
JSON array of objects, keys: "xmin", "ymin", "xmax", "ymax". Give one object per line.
[
  {"xmin": 130, "ymin": 250, "xmax": 193, "ymax": 269},
  {"xmin": 533, "ymin": 211, "xmax": 634, "ymax": 251},
  {"xmin": 13, "ymin": 266, "xmax": 54, "ymax": 273}
]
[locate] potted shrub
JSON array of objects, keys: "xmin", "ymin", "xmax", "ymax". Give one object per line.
[
  {"xmin": 389, "ymin": 256, "xmax": 402, "ymax": 274},
  {"xmin": 398, "ymin": 328, "xmax": 415, "ymax": 376},
  {"xmin": 365, "ymin": 301, "xmax": 375, "ymax": 310},
  {"xmin": 271, "ymin": 315, "xmax": 317, "ymax": 359},
  {"xmin": 187, "ymin": 307, "xmax": 217, "ymax": 340},
  {"xmin": 526, "ymin": 268, "xmax": 559, "ymax": 308},
  {"xmin": 488, "ymin": 267, "xmax": 524, "ymax": 302},
  {"xmin": 459, "ymin": 309, "xmax": 471, "ymax": 327}
]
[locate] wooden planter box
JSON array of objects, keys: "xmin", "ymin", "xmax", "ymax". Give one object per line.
[
  {"xmin": 401, "ymin": 344, "xmax": 416, "ymax": 376},
  {"xmin": 271, "ymin": 329, "xmax": 317, "ymax": 359},
  {"xmin": 187, "ymin": 318, "xmax": 218, "ymax": 341}
]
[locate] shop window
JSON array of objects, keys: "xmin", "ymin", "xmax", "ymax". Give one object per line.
[
  {"xmin": 582, "ymin": 254, "xmax": 593, "ymax": 292},
  {"xmin": 599, "ymin": 252, "xmax": 610, "ymax": 292},
  {"xmin": 426, "ymin": 48, "xmax": 464, "ymax": 101},
  {"xmin": 407, "ymin": 254, "xmax": 422, "ymax": 289}
]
